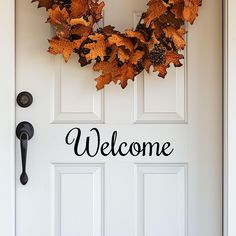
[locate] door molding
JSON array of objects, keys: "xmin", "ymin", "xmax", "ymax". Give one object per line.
[
  {"xmin": 0, "ymin": 0, "xmax": 15, "ymax": 235},
  {"xmin": 224, "ymin": 0, "xmax": 236, "ymax": 235},
  {"xmin": 0, "ymin": 0, "xmax": 231, "ymax": 235}
]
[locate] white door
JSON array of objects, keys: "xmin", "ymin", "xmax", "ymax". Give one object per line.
[{"xmin": 15, "ymin": 0, "xmax": 222, "ymax": 236}]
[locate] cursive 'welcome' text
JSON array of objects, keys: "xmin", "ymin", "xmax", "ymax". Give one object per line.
[{"xmin": 65, "ymin": 128, "xmax": 174, "ymax": 157}]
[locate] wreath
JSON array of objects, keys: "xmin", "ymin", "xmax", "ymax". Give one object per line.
[{"xmin": 32, "ymin": 0, "xmax": 202, "ymax": 90}]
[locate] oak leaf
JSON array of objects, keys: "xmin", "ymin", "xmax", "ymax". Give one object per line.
[
  {"xmin": 115, "ymin": 64, "xmax": 135, "ymax": 88},
  {"xmin": 153, "ymin": 51, "xmax": 184, "ymax": 77},
  {"xmin": 117, "ymin": 48, "xmax": 130, "ymax": 63},
  {"xmin": 48, "ymin": 6, "xmax": 69, "ymax": 25},
  {"xmin": 143, "ymin": 58, "xmax": 152, "ymax": 73},
  {"xmin": 144, "ymin": 0, "xmax": 167, "ymax": 27},
  {"xmin": 158, "ymin": 11, "xmax": 184, "ymax": 29},
  {"xmin": 93, "ymin": 61, "xmax": 135, "ymax": 89},
  {"xmin": 70, "ymin": 0, "xmax": 89, "ymax": 18},
  {"xmin": 129, "ymin": 50, "xmax": 145, "ymax": 65},
  {"xmin": 163, "ymin": 27, "xmax": 186, "ymax": 49},
  {"xmin": 70, "ymin": 25, "xmax": 92, "ymax": 37},
  {"xmin": 95, "ymin": 74, "xmax": 112, "ymax": 90},
  {"xmin": 183, "ymin": 0, "xmax": 199, "ymax": 24},
  {"xmin": 90, "ymin": 1, "xmax": 105, "ymax": 21},
  {"xmin": 97, "ymin": 25, "xmax": 118, "ymax": 36},
  {"xmin": 93, "ymin": 61, "xmax": 117, "ymax": 89},
  {"xmin": 69, "ymin": 17, "xmax": 92, "ymax": 27},
  {"xmin": 48, "ymin": 6, "xmax": 70, "ymax": 38},
  {"xmin": 108, "ymin": 34, "xmax": 134, "ymax": 51},
  {"xmin": 48, "ymin": 37, "xmax": 86, "ymax": 62},
  {"xmin": 84, "ymin": 34, "xmax": 107, "ymax": 61},
  {"xmin": 124, "ymin": 30, "xmax": 146, "ymax": 43},
  {"xmin": 169, "ymin": 0, "xmax": 184, "ymax": 19}
]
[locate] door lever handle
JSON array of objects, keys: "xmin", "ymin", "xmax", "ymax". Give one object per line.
[{"xmin": 16, "ymin": 122, "xmax": 34, "ymax": 185}]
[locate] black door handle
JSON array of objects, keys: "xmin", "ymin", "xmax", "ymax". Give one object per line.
[{"xmin": 16, "ymin": 122, "xmax": 34, "ymax": 185}]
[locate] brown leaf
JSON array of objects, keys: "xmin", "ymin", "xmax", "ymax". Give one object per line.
[
  {"xmin": 95, "ymin": 74, "xmax": 112, "ymax": 90},
  {"xmin": 90, "ymin": 1, "xmax": 105, "ymax": 22},
  {"xmin": 93, "ymin": 60, "xmax": 116, "ymax": 89},
  {"xmin": 70, "ymin": 0, "xmax": 89, "ymax": 18},
  {"xmin": 97, "ymin": 25, "xmax": 118, "ymax": 36},
  {"xmin": 48, "ymin": 6, "xmax": 69, "ymax": 25},
  {"xmin": 84, "ymin": 34, "xmax": 107, "ymax": 61},
  {"xmin": 153, "ymin": 51, "xmax": 184, "ymax": 77},
  {"xmin": 94, "ymin": 61, "xmax": 135, "ymax": 89},
  {"xmin": 169, "ymin": 0, "xmax": 184, "ymax": 19},
  {"xmin": 129, "ymin": 50, "xmax": 145, "ymax": 65},
  {"xmin": 48, "ymin": 37, "xmax": 86, "ymax": 62},
  {"xmin": 163, "ymin": 26, "xmax": 186, "ymax": 49},
  {"xmin": 165, "ymin": 51, "xmax": 184, "ymax": 67},
  {"xmin": 69, "ymin": 17, "xmax": 92, "ymax": 27},
  {"xmin": 31, "ymin": 0, "xmax": 54, "ymax": 9},
  {"xmin": 117, "ymin": 48, "xmax": 130, "ymax": 63},
  {"xmin": 144, "ymin": 0, "xmax": 167, "ymax": 27},
  {"xmin": 108, "ymin": 34, "xmax": 134, "ymax": 51},
  {"xmin": 143, "ymin": 58, "xmax": 152, "ymax": 73},
  {"xmin": 153, "ymin": 64, "xmax": 168, "ymax": 77},
  {"xmin": 48, "ymin": 6, "xmax": 70, "ymax": 38},
  {"xmin": 70, "ymin": 25, "xmax": 92, "ymax": 37},
  {"xmin": 158, "ymin": 11, "xmax": 184, "ymax": 28},
  {"xmin": 124, "ymin": 30, "xmax": 146, "ymax": 43},
  {"xmin": 183, "ymin": 0, "xmax": 199, "ymax": 24},
  {"xmin": 114, "ymin": 64, "xmax": 135, "ymax": 88}
]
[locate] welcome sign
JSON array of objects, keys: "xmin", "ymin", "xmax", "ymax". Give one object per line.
[{"xmin": 65, "ymin": 128, "xmax": 174, "ymax": 157}]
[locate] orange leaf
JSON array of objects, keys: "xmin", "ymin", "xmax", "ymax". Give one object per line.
[
  {"xmin": 183, "ymin": 0, "xmax": 199, "ymax": 24},
  {"xmin": 48, "ymin": 7, "xmax": 71, "ymax": 38},
  {"xmin": 144, "ymin": 0, "xmax": 167, "ymax": 27},
  {"xmin": 163, "ymin": 26, "xmax": 186, "ymax": 50},
  {"xmin": 129, "ymin": 50, "xmax": 145, "ymax": 65},
  {"xmin": 71, "ymin": 0, "xmax": 89, "ymax": 18},
  {"xmin": 95, "ymin": 74, "xmax": 112, "ymax": 90},
  {"xmin": 124, "ymin": 30, "xmax": 146, "ymax": 43},
  {"xmin": 169, "ymin": 0, "xmax": 184, "ymax": 19},
  {"xmin": 84, "ymin": 34, "xmax": 107, "ymax": 61},
  {"xmin": 70, "ymin": 25, "xmax": 92, "ymax": 37},
  {"xmin": 154, "ymin": 51, "xmax": 184, "ymax": 77},
  {"xmin": 94, "ymin": 60, "xmax": 135, "ymax": 89},
  {"xmin": 48, "ymin": 37, "xmax": 86, "ymax": 62},
  {"xmin": 143, "ymin": 58, "xmax": 152, "ymax": 73},
  {"xmin": 69, "ymin": 17, "xmax": 92, "ymax": 26},
  {"xmin": 153, "ymin": 64, "xmax": 168, "ymax": 78},
  {"xmin": 117, "ymin": 48, "xmax": 130, "ymax": 63},
  {"xmin": 108, "ymin": 34, "xmax": 134, "ymax": 51},
  {"xmin": 90, "ymin": 1, "xmax": 105, "ymax": 22},
  {"xmin": 48, "ymin": 6, "xmax": 69, "ymax": 25},
  {"xmin": 114, "ymin": 64, "xmax": 135, "ymax": 89}
]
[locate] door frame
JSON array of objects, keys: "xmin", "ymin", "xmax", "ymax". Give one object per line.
[{"xmin": 0, "ymin": 0, "xmax": 231, "ymax": 235}]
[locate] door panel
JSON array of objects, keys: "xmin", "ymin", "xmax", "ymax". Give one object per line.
[{"xmin": 16, "ymin": 0, "xmax": 222, "ymax": 236}]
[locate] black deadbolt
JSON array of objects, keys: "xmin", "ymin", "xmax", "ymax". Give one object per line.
[{"xmin": 17, "ymin": 91, "xmax": 33, "ymax": 108}]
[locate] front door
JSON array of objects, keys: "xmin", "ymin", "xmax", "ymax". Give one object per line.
[{"xmin": 15, "ymin": 0, "xmax": 222, "ymax": 235}]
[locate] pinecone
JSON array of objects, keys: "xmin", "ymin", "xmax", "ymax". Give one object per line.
[{"xmin": 149, "ymin": 45, "xmax": 166, "ymax": 65}]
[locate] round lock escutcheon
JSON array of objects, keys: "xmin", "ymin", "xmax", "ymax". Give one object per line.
[{"xmin": 17, "ymin": 91, "xmax": 33, "ymax": 108}]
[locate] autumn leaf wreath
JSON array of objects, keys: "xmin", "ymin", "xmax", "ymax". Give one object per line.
[{"xmin": 32, "ymin": 0, "xmax": 202, "ymax": 90}]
